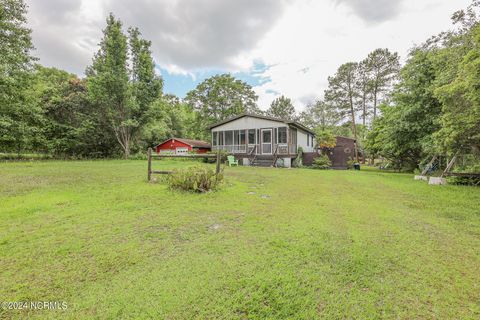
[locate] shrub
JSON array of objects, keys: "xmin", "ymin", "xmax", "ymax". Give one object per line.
[
  {"xmin": 166, "ymin": 166, "xmax": 223, "ymax": 192},
  {"xmin": 293, "ymin": 147, "xmax": 304, "ymax": 168},
  {"xmin": 448, "ymin": 163, "xmax": 480, "ymax": 186},
  {"xmin": 312, "ymin": 155, "xmax": 332, "ymax": 170},
  {"xmin": 202, "ymin": 150, "xmax": 229, "ymax": 163},
  {"xmin": 346, "ymin": 158, "xmax": 355, "ymax": 169},
  {"xmin": 130, "ymin": 152, "xmax": 148, "ymax": 160}
]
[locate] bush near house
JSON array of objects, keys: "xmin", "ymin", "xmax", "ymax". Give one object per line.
[{"xmin": 312, "ymin": 155, "xmax": 332, "ymax": 170}]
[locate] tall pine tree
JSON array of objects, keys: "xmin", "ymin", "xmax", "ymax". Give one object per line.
[{"xmin": 266, "ymin": 95, "xmax": 296, "ymax": 120}]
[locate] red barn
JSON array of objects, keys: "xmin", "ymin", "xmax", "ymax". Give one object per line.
[{"xmin": 155, "ymin": 138, "xmax": 211, "ymax": 155}]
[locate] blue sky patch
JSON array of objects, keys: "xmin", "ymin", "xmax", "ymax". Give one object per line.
[{"xmin": 159, "ymin": 61, "xmax": 271, "ymax": 98}]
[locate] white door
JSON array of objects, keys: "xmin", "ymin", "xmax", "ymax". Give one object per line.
[{"xmin": 261, "ymin": 129, "xmax": 272, "ymax": 154}]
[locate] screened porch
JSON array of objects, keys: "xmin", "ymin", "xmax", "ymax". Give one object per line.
[{"xmin": 211, "ymin": 127, "xmax": 297, "ymax": 155}]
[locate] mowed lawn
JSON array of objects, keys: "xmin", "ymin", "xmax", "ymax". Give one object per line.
[{"xmin": 1, "ymin": 160, "xmax": 480, "ymax": 319}]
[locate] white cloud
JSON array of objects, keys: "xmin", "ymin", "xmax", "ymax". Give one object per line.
[
  {"xmin": 26, "ymin": 0, "xmax": 473, "ymax": 110},
  {"xmin": 250, "ymin": 0, "xmax": 472, "ymax": 110},
  {"xmin": 27, "ymin": 0, "xmax": 288, "ymax": 74}
]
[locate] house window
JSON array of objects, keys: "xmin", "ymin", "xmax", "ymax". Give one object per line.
[
  {"xmin": 225, "ymin": 131, "xmax": 233, "ymax": 145},
  {"xmin": 212, "ymin": 132, "xmax": 217, "ymax": 146},
  {"xmin": 278, "ymin": 127, "xmax": 287, "ymax": 144},
  {"xmin": 248, "ymin": 129, "xmax": 255, "ymax": 144},
  {"xmin": 239, "ymin": 130, "xmax": 246, "ymax": 145},
  {"xmin": 307, "ymin": 134, "xmax": 310, "ymax": 147}
]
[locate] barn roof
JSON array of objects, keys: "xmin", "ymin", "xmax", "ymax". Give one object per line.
[
  {"xmin": 156, "ymin": 138, "xmax": 211, "ymax": 149},
  {"xmin": 208, "ymin": 113, "xmax": 316, "ymax": 135}
]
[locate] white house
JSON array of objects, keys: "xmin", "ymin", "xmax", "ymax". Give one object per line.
[{"xmin": 208, "ymin": 113, "xmax": 316, "ymax": 167}]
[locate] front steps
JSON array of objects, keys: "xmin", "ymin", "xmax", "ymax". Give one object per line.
[{"xmin": 249, "ymin": 155, "xmax": 284, "ymax": 167}]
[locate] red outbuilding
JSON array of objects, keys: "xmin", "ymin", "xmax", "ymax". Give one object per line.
[{"xmin": 155, "ymin": 138, "xmax": 211, "ymax": 155}]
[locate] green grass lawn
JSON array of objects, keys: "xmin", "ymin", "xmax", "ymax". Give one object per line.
[{"xmin": 1, "ymin": 160, "xmax": 479, "ymax": 319}]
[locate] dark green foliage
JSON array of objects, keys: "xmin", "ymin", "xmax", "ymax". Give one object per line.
[
  {"xmin": 202, "ymin": 150, "xmax": 229, "ymax": 163},
  {"xmin": 298, "ymin": 100, "xmax": 340, "ymax": 130},
  {"xmin": 267, "ymin": 95, "xmax": 296, "ymax": 120},
  {"xmin": 312, "ymin": 155, "xmax": 332, "ymax": 170},
  {"xmin": 366, "ymin": 50, "xmax": 442, "ymax": 170},
  {"xmin": 185, "ymin": 74, "xmax": 261, "ymax": 131},
  {"xmin": 87, "ymin": 14, "xmax": 162, "ymax": 158},
  {"xmin": 137, "ymin": 94, "xmax": 204, "ymax": 151},
  {"xmin": 166, "ymin": 166, "xmax": 223, "ymax": 192},
  {"xmin": 29, "ymin": 66, "xmax": 119, "ymax": 157},
  {"xmin": 366, "ymin": 1, "xmax": 480, "ymax": 171},
  {"xmin": 433, "ymin": 25, "xmax": 480, "ymax": 154},
  {"xmin": 0, "ymin": 0, "xmax": 38, "ymax": 153}
]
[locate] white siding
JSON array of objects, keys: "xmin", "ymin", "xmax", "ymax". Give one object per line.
[
  {"xmin": 211, "ymin": 116, "xmax": 287, "ymax": 131},
  {"xmin": 297, "ymin": 129, "xmax": 315, "ymax": 152}
]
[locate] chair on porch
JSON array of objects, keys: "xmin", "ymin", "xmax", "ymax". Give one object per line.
[{"xmin": 227, "ymin": 155, "xmax": 239, "ymax": 167}]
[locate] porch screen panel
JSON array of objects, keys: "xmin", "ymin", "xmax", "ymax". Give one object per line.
[
  {"xmin": 234, "ymin": 130, "xmax": 239, "ymax": 145},
  {"xmin": 218, "ymin": 131, "xmax": 224, "ymax": 146},
  {"xmin": 239, "ymin": 130, "xmax": 246, "ymax": 145},
  {"xmin": 212, "ymin": 132, "xmax": 217, "ymax": 146},
  {"xmin": 248, "ymin": 129, "xmax": 255, "ymax": 144},
  {"xmin": 225, "ymin": 131, "xmax": 233, "ymax": 145},
  {"xmin": 278, "ymin": 127, "xmax": 287, "ymax": 143}
]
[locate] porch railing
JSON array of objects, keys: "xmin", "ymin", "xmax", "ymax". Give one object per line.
[
  {"xmin": 277, "ymin": 143, "xmax": 289, "ymax": 155},
  {"xmin": 213, "ymin": 143, "xmax": 295, "ymax": 155},
  {"xmin": 212, "ymin": 145, "xmax": 247, "ymax": 153}
]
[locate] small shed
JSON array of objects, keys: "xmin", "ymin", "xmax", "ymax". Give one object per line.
[
  {"xmin": 328, "ymin": 136, "xmax": 358, "ymax": 169},
  {"xmin": 155, "ymin": 138, "xmax": 211, "ymax": 155},
  {"xmin": 303, "ymin": 136, "xmax": 362, "ymax": 169}
]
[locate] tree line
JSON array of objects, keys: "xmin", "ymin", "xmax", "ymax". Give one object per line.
[{"xmin": 1, "ymin": 0, "xmax": 479, "ymax": 171}]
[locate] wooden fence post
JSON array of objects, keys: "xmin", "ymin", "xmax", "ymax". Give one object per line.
[
  {"xmin": 147, "ymin": 148, "xmax": 152, "ymax": 181},
  {"xmin": 216, "ymin": 150, "xmax": 221, "ymax": 175}
]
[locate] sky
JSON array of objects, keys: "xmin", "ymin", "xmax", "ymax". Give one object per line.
[{"xmin": 26, "ymin": 0, "xmax": 472, "ymax": 111}]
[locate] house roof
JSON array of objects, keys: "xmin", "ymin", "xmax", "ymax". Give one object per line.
[
  {"xmin": 156, "ymin": 138, "xmax": 211, "ymax": 149},
  {"xmin": 208, "ymin": 113, "xmax": 316, "ymax": 135}
]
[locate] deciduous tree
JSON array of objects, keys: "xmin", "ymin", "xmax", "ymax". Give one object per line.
[
  {"xmin": 87, "ymin": 14, "xmax": 162, "ymax": 158},
  {"xmin": 0, "ymin": 0, "xmax": 38, "ymax": 153},
  {"xmin": 185, "ymin": 74, "xmax": 260, "ymax": 129}
]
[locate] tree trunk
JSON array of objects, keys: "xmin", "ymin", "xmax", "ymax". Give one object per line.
[
  {"xmin": 362, "ymin": 98, "xmax": 366, "ymax": 127},
  {"xmin": 349, "ymin": 93, "xmax": 359, "ymax": 163},
  {"xmin": 113, "ymin": 125, "xmax": 132, "ymax": 159}
]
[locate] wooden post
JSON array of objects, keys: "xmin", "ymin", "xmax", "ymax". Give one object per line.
[
  {"xmin": 147, "ymin": 148, "xmax": 152, "ymax": 181},
  {"xmin": 441, "ymin": 151, "xmax": 459, "ymax": 178},
  {"xmin": 216, "ymin": 150, "xmax": 221, "ymax": 175}
]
